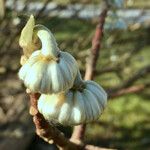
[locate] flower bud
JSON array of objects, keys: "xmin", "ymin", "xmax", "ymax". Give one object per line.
[
  {"xmin": 38, "ymin": 80, "xmax": 107, "ymax": 126},
  {"xmin": 19, "ymin": 26, "xmax": 78, "ymax": 94}
]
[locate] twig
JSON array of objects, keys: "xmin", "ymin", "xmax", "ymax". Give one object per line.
[
  {"xmin": 71, "ymin": 0, "xmax": 109, "ymax": 142},
  {"xmin": 107, "ymin": 65, "xmax": 150, "ymax": 97},
  {"xmin": 109, "ymin": 84, "xmax": 149, "ymax": 98},
  {"xmin": 85, "ymin": 145, "xmax": 116, "ymax": 150}
]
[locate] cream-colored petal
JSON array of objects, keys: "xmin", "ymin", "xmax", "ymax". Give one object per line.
[
  {"xmin": 49, "ymin": 62, "xmax": 63, "ymax": 93},
  {"xmin": 43, "ymin": 96, "xmax": 58, "ymax": 119},
  {"xmin": 81, "ymin": 91, "xmax": 93, "ymax": 122},
  {"xmin": 24, "ymin": 61, "xmax": 45, "ymax": 92},
  {"xmin": 38, "ymin": 94, "xmax": 47, "ymax": 115},
  {"xmin": 18, "ymin": 56, "xmax": 38, "ymax": 80},
  {"xmin": 45, "ymin": 64, "xmax": 53, "ymax": 93},
  {"xmin": 71, "ymin": 102, "xmax": 81, "ymax": 124},
  {"xmin": 36, "ymin": 25, "xmax": 59, "ymax": 58},
  {"xmin": 83, "ymin": 89, "xmax": 100, "ymax": 121},
  {"xmin": 40, "ymin": 64, "xmax": 50, "ymax": 93},
  {"xmin": 73, "ymin": 91, "xmax": 86, "ymax": 124},
  {"xmin": 86, "ymin": 81, "xmax": 107, "ymax": 109},
  {"xmin": 38, "ymin": 94, "xmax": 60, "ymax": 121},
  {"xmin": 86, "ymin": 83, "xmax": 104, "ymax": 110},
  {"xmin": 62, "ymin": 52, "xmax": 77, "ymax": 78},
  {"xmin": 86, "ymin": 89, "xmax": 102, "ymax": 117},
  {"xmin": 59, "ymin": 58, "xmax": 73, "ymax": 89},
  {"xmin": 58, "ymin": 91, "xmax": 73, "ymax": 125},
  {"xmin": 61, "ymin": 56, "xmax": 74, "ymax": 80}
]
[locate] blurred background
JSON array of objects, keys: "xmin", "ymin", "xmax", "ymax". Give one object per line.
[{"xmin": 0, "ymin": 0, "xmax": 150, "ymax": 150}]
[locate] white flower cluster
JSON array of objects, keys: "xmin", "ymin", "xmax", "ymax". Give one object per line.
[{"xmin": 19, "ymin": 15, "xmax": 107, "ymax": 126}]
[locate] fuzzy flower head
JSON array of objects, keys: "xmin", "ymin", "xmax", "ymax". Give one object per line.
[
  {"xmin": 38, "ymin": 72, "xmax": 107, "ymax": 125},
  {"xmin": 19, "ymin": 17, "xmax": 78, "ymax": 94}
]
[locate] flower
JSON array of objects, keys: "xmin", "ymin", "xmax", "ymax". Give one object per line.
[
  {"xmin": 19, "ymin": 25, "xmax": 78, "ymax": 94},
  {"xmin": 38, "ymin": 72, "xmax": 107, "ymax": 125}
]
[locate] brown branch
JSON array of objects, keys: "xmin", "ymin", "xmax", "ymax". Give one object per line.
[
  {"xmin": 109, "ymin": 84, "xmax": 149, "ymax": 98},
  {"xmin": 107, "ymin": 65, "xmax": 150, "ymax": 98},
  {"xmin": 71, "ymin": 1, "xmax": 109, "ymax": 142},
  {"xmin": 85, "ymin": 145, "xmax": 116, "ymax": 150},
  {"xmin": 84, "ymin": 8, "xmax": 108, "ymax": 79}
]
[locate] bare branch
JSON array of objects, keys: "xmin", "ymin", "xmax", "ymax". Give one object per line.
[
  {"xmin": 84, "ymin": 4, "xmax": 108, "ymax": 80},
  {"xmin": 119, "ymin": 65, "xmax": 150, "ymax": 88},
  {"xmin": 85, "ymin": 145, "xmax": 116, "ymax": 150},
  {"xmin": 107, "ymin": 65, "xmax": 150, "ymax": 98},
  {"xmin": 109, "ymin": 84, "xmax": 149, "ymax": 98}
]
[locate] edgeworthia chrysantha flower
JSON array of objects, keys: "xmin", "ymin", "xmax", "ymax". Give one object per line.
[
  {"xmin": 19, "ymin": 15, "xmax": 107, "ymax": 126},
  {"xmin": 19, "ymin": 24, "xmax": 78, "ymax": 94},
  {"xmin": 38, "ymin": 72, "xmax": 107, "ymax": 125}
]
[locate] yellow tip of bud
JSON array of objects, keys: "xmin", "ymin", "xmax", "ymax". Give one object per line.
[{"xmin": 19, "ymin": 15, "xmax": 35, "ymax": 47}]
